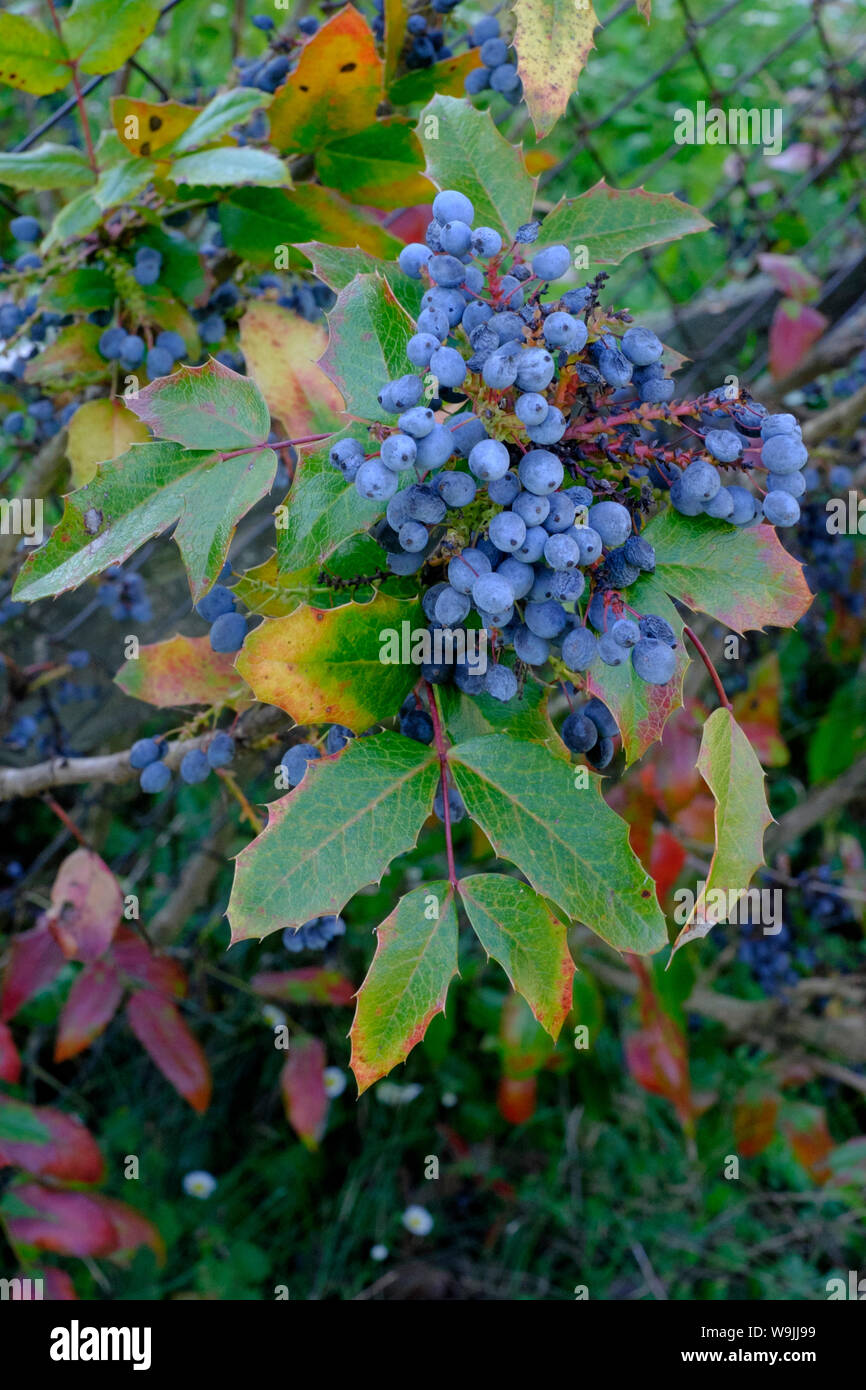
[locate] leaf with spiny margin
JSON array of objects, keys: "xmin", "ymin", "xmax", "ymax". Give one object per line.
[
  {"xmin": 236, "ymin": 592, "xmax": 422, "ymax": 727},
  {"xmin": 268, "ymin": 6, "xmax": 383, "ymax": 155},
  {"xmin": 173, "ymin": 88, "xmax": 274, "ymax": 153},
  {"xmin": 437, "ymin": 680, "xmax": 562, "ymax": 754},
  {"xmin": 295, "ymin": 242, "xmax": 423, "ymax": 317},
  {"xmin": 234, "ymin": 534, "xmax": 390, "ymax": 618},
  {"xmin": 315, "ymin": 119, "xmax": 433, "ymax": 211},
  {"xmin": 127, "ymin": 360, "xmax": 270, "ymax": 451},
  {"xmin": 671, "ymin": 708, "xmax": 774, "ymax": 956},
  {"xmin": 62, "ymin": 0, "xmax": 162, "ymax": 76},
  {"xmin": 0, "ymin": 143, "xmax": 94, "ymax": 191},
  {"xmin": 23, "ymin": 324, "xmax": 105, "ymax": 389},
  {"xmin": 114, "ymin": 633, "xmax": 251, "ymax": 709},
  {"xmin": 168, "ymin": 146, "xmax": 290, "ymax": 189},
  {"xmin": 642, "ymin": 508, "xmax": 813, "ymax": 635},
  {"xmin": 586, "ymin": 574, "xmax": 688, "ymax": 765},
  {"xmin": 537, "ymin": 180, "xmax": 711, "ymax": 265},
  {"xmin": 276, "ymin": 428, "xmax": 384, "ymax": 575},
  {"xmin": 228, "ymin": 732, "xmax": 439, "ymax": 944},
  {"xmin": 459, "ymin": 874, "xmax": 575, "ymax": 1038},
  {"xmin": 513, "ymin": 0, "xmax": 599, "ymax": 139},
  {"xmin": 319, "ymin": 273, "xmax": 416, "ymax": 423},
  {"xmin": 239, "ymin": 300, "xmax": 343, "ymax": 437},
  {"xmin": 13, "ymin": 441, "xmax": 276, "ymax": 605},
  {"xmin": 0, "ymin": 13, "xmax": 69, "ymax": 96},
  {"xmin": 449, "ymin": 735, "xmax": 667, "ymax": 954},
  {"xmin": 219, "ymin": 186, "xmax": 401, "ymax": 271},
  {"xmin": 350, "ymin": 883, "xmax": 458, "ymax": 1093},
  {"xmin": 415, "ymin": 95, "xmax": 536, "ymax": 240}
]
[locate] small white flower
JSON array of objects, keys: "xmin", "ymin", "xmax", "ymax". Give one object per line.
[
  {"xmin": 376, "ymin": 1081, "xmax": 422, "ymax": 1107},
  {"xmin": 440, "ymin": 1091, "xmax": 458, "ymax": 1108},
  {"xmin": 370, "ymin": 1243, "xmax": 389, "ymax": 1262},
  {"xmin": 261, "ymin": 1004, "xmax": 287, "ymax": 1029},
  {"xmin": 182, "ymin": 1170, "xmax": 217, "ymax": 1200},
  {"xmin": 324, "ymin": 1067, "xmax": 347, "ymax": 1098},
  {"xmin": 402, "ymin": 1204, "xmax": 434, "ymax": 1236}
]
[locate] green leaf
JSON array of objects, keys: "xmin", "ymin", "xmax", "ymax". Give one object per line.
[
  {"xmin": 13, "ymin": 441, "xmax": 276, "ymax": 605},
  {"xmin": 808, "ymin": 678, "xmax": 866, "ymax": 784},
  {"xmin": 219, "ymin": 185, "xmax": 401, "ymax": 269},
  {"xmin": 236, "ymin": 592, "xmax": 422, "ymax": 728},
  {"xmin": 459, "ymin": 874, "xmax": 574, "ymax": 1038},
  {"xmin": 350, "ymin": 883, "xmax": 458, "ymax": 1093},
  {"xmin": 315, "ymin": 119, "xmax": 432, "ymax": 211},
  {"xmin": 671, "ymin": 708, "xmax": 774, "ymax": 956},
  {"xmin": 0, "ymin": 143, "xmax": 93, "ymax": 191},
  {"xmin": 295, "ymin": 242, "xmax": 423, "ymax": 317},
  {"xmin": 0, "ymin": 1096, "xmax": 52, "ymax": 1147},
  {"xmin": 383, "ymin": 0, "xmax": 408, "ymax": 84},
  {"xmin": 387, "ymin": 51, "xmax": 482, "ymax": 107},
  {"xmin": 92, "ymin": 157, "xmax": 156, "ymax": 211},
  {"xmin": 227, "ymin": 732, "xmax": 439, "ymax": 944},
  {"xmin": 275, "ymin": 430, "xmax": 384, "ymax": 575},
  {"xmin": 173, "ymin": 88, "xmax": 273, "ymax": 153},
  {"xmin": 415, "ymin": 94, "xmax": 536, "ymax": 240},
  {"xmin": 449, "ymin": 735, "xmax": 667, "ymax": 954},
  {"xmin": 43, "ymin": 192, "xmax": 102, "ymax": 251},
  {"xmin": 0, "ymin": 13, "xmax": 69, "ymax": 96},
  {"xmin": 319, "ymin": 273, "xmax": 415, "ymax": 423},
  {"xmin": 23, "ymin": 323, "xmax": 105, "ymax": 390},
  {"xmin": 40, "ymin": 268, "xmax": 114, "ymax": 315},
  {"xmin": 513, "ymin": 0, "xmax": 598, "ymax": 138},
  {"xmin": 168, "ymin": 146, "xmax": 290, "ymax": 188},
  {"xmin": 127, "ymin": 360, "xmax": 270, "ymax": 451},
  {"xmin": 62, "ymin": 0, "xmax": 161, "ymax": 76},
  {"xmin": 586, "ymin": 574, "xmax": 688, "ymax": 765},
  {"xmin": 437, "ymin": 679, "xmax": 562, "ymax": 753},
  {"xmin": 134, "ymin": 227, "xmax": 207, "ymax": 302},
  {"xmin": 643, "ymin": 508, "xmax": 813, "ymax": 635},
  {"xmin": 538, "ymin": 181, "xmax": 712, "ymax": 265}
]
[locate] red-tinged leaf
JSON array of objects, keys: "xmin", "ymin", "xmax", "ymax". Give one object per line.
[
  {"xmin": 54, "ymin": 962, "xmax": 124, "ymax": 1062},
  {"xmin": 0, "ymin": 1097, "xmax": 104, "ymax": 1183},
  {"xmin": 239, "ymin": 299, "xmax": 343, "ymax": 436},
  {"xmin": 31, "ymin": 1267, "xmax": 79, "ymax": 1299},
  {"xmin": 126, "ymin": 991, "xmax": 211, "ymax": 1113},
  {"xmin": 649, "ymin": 829, "xmax": 686, "ymax": 906},
  {"xmin": 97, "ymin": 1196, "xmax": 165, "ymax": 1261},
  {"xmin": 779, "ymin": 1101, "xmax": 835, "ymax": 1183},
  {"xmin": 0, "ymin": 1021, "xmax": 21, "ymax": 1083},
  {"xmin": 1, "ymin": 923, "xmax": 65, "ymax": 1021},
  {"xmin": 114, "ymin": 632, "xmax": 252, "ymax": 709},
  {"xmin": 756, "ymin": 253, "xmax": 820, "ymax": 299},
  {"xmin": 2, "ymin": 1184, "xmax": 118, "ymax": 1257},
  {"xmin": 281, "ymin": 1034, "xmax": 328, "ymax": 1150},
  {"xmin": 47, "ymin": 849, "xmax": 122, "ymax": 963},
  {"xmin": 733, "ymin": 1084, "xmax": 780, "ymax": 1158},
  {"xmin": 624, "ymin": 958, "xmax": 693, "ymax": 1130},
  {"xmin": 672, "ymin": 793, "xmax": 716, "ymax": 845},
  {"xmin": 384, "ymin": 203, "xmax": 431, "ymax": 245},
  {"xmin": 497, "ymin": 1075, "xmax": 537, "ymax": 1126},
  {"xmin": 251, "ymin": 967, "xmax": 355, "ymax": 1006},
  {"xmin": 731, "ymin": 652, "xmax": 789, "ymax": 767},
  {"xmin": 109, "ymin": 928, "xmax": 187, "ymax": 998},
  {"xmin": 769, "ymin": 299, "xmax": 828, "ymax": 380},
  {"xmin": 127, "ymin": 359, "xmax": 270, "ymax": 452},
  {"xmin": 499, "ymin": 991, "xmax": 554, "ymax": 1080}
]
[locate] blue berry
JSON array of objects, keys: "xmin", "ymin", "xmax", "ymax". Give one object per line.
[
  {"xmin": 140, "ymin": 761, "xmax": 171, "ymax": 793},
  {"xmin": 180, "ymin": 749, "xmax": 211, "ymax": 784},
  {"xmin": 531, "ymin": 245, "xmax": 571, "ymax": 281},
  {"xmin": 210, "ymin": 611, "xmax": 247, "ymax": 652},
  {"xmin": 196, "ymin": 584, "xmax": 235, "ymax": 622},
  {"xmin": 130, "ymin": 737, "xmax": 162, "ymax": 769},
  {"xmin": 207, "ymin": 732, "xmax": 236, "ymax": 767}
]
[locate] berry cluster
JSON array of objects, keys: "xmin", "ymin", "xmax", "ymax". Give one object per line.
[
  {"xmin": 195, "ymin": 566, "xmax": 249, "ymax": 654},
  {"xmin": 464, "ymin": 15, "xmax": 521, "ymax": 103},
  {"xmin": 131, "ymin": 731, "xmax": 236, "ymax": 795},
  {"xmin": 276, "ymin": 724, "xmax": 355, "ymax": 786},
  {"xmin": 281, "ymin": 914, "xmax": 346, "ymax": 954},
  {"xmin": 672, "ymin": 407, "xmax": 810, "ymax": 528},
  {"xmin": 96, "ymin": 566, "xmax": 152, "ymax": 623},
  {"xmin": 236, "ymin": 12, "xmax": 320, "ymax": 94},
  {"xmin": 397, "ymin": 4, "xmax": 459, "ymax": 69}
]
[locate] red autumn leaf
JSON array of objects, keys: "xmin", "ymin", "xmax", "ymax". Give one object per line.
[
  {"xmin": 497, "ymin": 1075, "xmax": 537, "ymax": 1125},
  {"xmin": 649, "ymin": 829, "xmax": 686, "ymax": 905},
  {"xmin": 26, "ymin": 1267, "xmax": 79, "ymax": 1300},
  {"xmin": 97, "ymin": 1196, "xmax": 165, "ymax": 1261},
  {"xmin": 733, "ymin": 1085, "xmax": 780, "ymax": 1157},
  {"xmin": 0, "ymin": 1021, "xmax": 21, "ymax": 1083},
  {"xmin": 280, "ymin": 1035, "xmax": 328, "ymax": 1150},
  {"xmin": 2, "ymin": 1185, "xmax": 119, "ymax": 1256},
  {"xmin": 115, "ymin": 632, "xmax": 251, "ymax": 709},
  {"xmin": 126, "ymin": 990, "xmax": 211, "ymax": 1113},
  {"xmin": 769, "ymin": 299, "xmax": 828, "ymax": 380},
  {"xmin": 624, "ymin": 958, "xmax": 693, "ymax": 1131},
  {"xmin": 779, "ymin": 1101, "xmax": 835, "ymax": 1183},
  {"xmin": 384, "ymin": 203, "xmax": 432, "ymax": 245},
  {"xmin": 1, "ymin": 923, "xmax": 66, "ymax": 1020},
  {"xmin": 47, "ymin": 849, "xmax": 123, "ymax": 962},
  {"xmin": 0, "ymin": 1096, "xmax": 104, "ymax": 1183},
  {"xmin": 110, "ymin": 928, "xmax": 187, "ymax": 998},
  {"xmin": 251, "ymin": 967, "xmax": 355, "ymax": 1006},
  {"xmin": 54, "ymin": 962, "xmax": 124, "ymax": 1062},
  {"xmin": 756, "ymin": 253, "xmax": 819, "ymax": 299}
]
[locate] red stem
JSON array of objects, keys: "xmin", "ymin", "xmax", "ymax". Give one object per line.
[
  {"xmin": 425, "ymin": 681, "xmax": 458, "ymax": 894},
  {"xmin": 220, "ymin": 433, "xmax": 331, "ymax": 461},
  {"xmin": 682, "ymin": 625, "xmax": 733, "ymax": 712},
  {"xmin": 46, "ymin": 0, "xmax": 99, "ymax": 175},
  {"xmin": 43, "ymin": 795, "xmax": 91, "ymax": 849}
]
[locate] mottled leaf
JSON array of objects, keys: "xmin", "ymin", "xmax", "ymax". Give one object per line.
[
  {"xmin": 315, "ymin": 119, "xmax": 432, "ymax": 211},
  {"xmin": 731, "ymin": 652, "xmax": 789, "ymax": 767},
  {"xmin": 416, "ymin": 94, "xmax": 536, "ymax": 240},
  {"xmin": 251, "ymin": 968, "xmax": 355, "ymax": 1006},
  {"xmin": 0, "ymin": 13, "xmax": 69, "ymax": 96},
  {"xmin": 47, "ymin": 850, "xmax": 122, "ymax": 963},
  {"xmin": 281, "ymin": 1035, "xmax": 328, "ymax": 1149},
  {"xmin": 539, "ymin": 180, "xmax": 711, "ymax": 265},
  {"xmin": 239, "ymin": 299, "xmax": 343, "ymax": 436},
  {"xmin": 513, "ymin": 0, "xmax": 598, "ymax": 138},
  {"xmin": 734, "ymin": 1082, "xmax": 779, "ymax": 1158},
  {"xmin": 115, "ymin": 632, "xmax": 251, "ymax": 709},
  {"xmin": 319, "ymin": 272, "xmax": 415, "ymax": 422},
  {"xmin": 126, "ymin": 991, "xmax": 211, "ymax": 1113},
  {"xmin": 23, "ymin": 323, "xmax": 105, "ymax": 389},
  {"xmin": 387, "ymin": 51, "xmax": 482, "ymax": 105},
  {"xmin": 111, "ymin": 95, "xmax": 201, "ymax": 156},
  {"xmin": 268, "ymin": 6, "xmax": 383, "ymax": 155},
  {"xmin": 128, "ymin": 359, "xmax": 269, "ymax": 451}
]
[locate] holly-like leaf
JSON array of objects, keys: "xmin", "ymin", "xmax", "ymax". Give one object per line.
[
  {"xmin": 239, "ymin": 300, "xmax": 343, "ymax": 437},
  {"xmin": 315, "ymin": 119, "xmax": 432, "ymax": 211},
  {"xmin": 169, "ymin": 146, "xmax": 290, "ymax": 188},
  {"xmin": 586, "ymin": 574, "xmax": 688, "ymax": 765},
  {"xmin": 23, "ymin": 323, "xmax": 105, "ymax": 389},
  {"xmin": 449, "ymin": 735, "xmax": 667, "ymax": 954},
  {"xmin": 173, "ymin": 88, "xmax": 273, "ymax": 153},
  {"xmin": 268, "ymin": 5, "xmax": 383, "ymax": 156},
  {"xmin": 643, "ymin": 508, "xmax": 813, "ymax": 635},
  {"xmin": 281, "ymin": 1036, "xmax": 328, "ymax": 1150},
  {"xmin": 62, "ymin": 0, "xmax": 161, "ymax": 76},
  {"xmin": 128, "ymin": 360, "xmax": 270, "ymax": 450},
  {"xmin": 437, "ymin": 679, "xmax": 561, "ymax": 753},
  {"xmin": 236, "ymin": 592, "xmax": 422, "ymax": 728},
  {"xmin": 13, "ymin": 441, "xmax": 277, "ymax": 606},
  {"xmin": 0, "ymin": 1098, "xmax": 104, "ymax": 1184},
  {"xmin": 415, "ymin": 94, "xmax": 536, "ymax": 240},
  {"xmin": 219, "ymin": 185, "xmax": 401, "ymax": 270},
  {"xmin": 251, "ymin": 968, "xmax": 355, "ymax": 1006},
  {"xmin": 0, "ymin": 143, "xmax": 94, "ymax": 191},
  {"xmin": 228, "ymin": 732, "xmax": 438, "ymax": 944},
  {"xmin": 296, "ymin": 241, "xmax": 423, "ymax": 317},
  {"xmin": 671, "ymin": 708, "xmax": 774, "ymax": 955},
  {"xmin": 0, "ymin": 925, "xmax": 65, "ymax": 1022},
  {"xmin": 66, "ymin": 398, "xmax": 151, "ymax": 488},
  {"xmin": 46, "ymin": 850, "xmax": 122, "ymax": 963},
  {"xmin": 513, "ymin": 0, "xmax": 598, "ymax": 138},
  {"xmin": 126, "ymin": 991, "xmax": 211, "ymax": 1113},
  {"xmin": 350, "ymin": 883, "xmax": 458, "ymax": 1093},
  {"xmin": 54, "ymin": 962, "xmax": 124, "ymax": 1062},
  {"xmin": 275, "ymin": 430, "xmax": 384, "ymax": 575},
  {"xmin": 319, "ymin": 272, "xmax": 415, "ymax": 422},
  {"xmin": 0, "ymin": 13, "xmax": 69, "ymax": 96},
  {"xmin": 111, "ymin": 96, "xmax": 202, "ymax": 156},
  {"xmin": 114, "ymin": 633, "xmax": 251, "ymax": 709},
  {"xmin": 459, "ymin": 874, "xmax": 575, "ymax": 1038},
  {"xmin": 538, "ymin": 180, "xmax": 711, "ymax": 265}
]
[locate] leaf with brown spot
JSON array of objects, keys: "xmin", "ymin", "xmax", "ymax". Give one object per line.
[
  {"xmin": 513, "ymin": 0, "xmax": 599, "ymax": 138},
  {"xmin": 115, "ymin": 633, "xmax": 251, "ymax": 709},
  {"xmin": 268, "ymin": 6, "xmax": 383, "ymax": 156},
  {"xmin": 111, "ymin": 96, "xmax": 202, "ymax": 157},
  {"xmin": 47, "ymin": 850, "xmax": 122, "ymax": 964}
]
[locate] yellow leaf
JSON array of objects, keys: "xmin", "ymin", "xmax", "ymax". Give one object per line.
[
  {"xmin": 111, "ymin": 97, "xmax": 202, "ymax": 157},
  {"xmin": 66, "ymin": 399, "xmax": 150, "ymax": 487},
  {"xmin": 268, "ymin": 6, "xmax": 383, "ymax": 155},
  {"xmin": 239, "ymin": 300, "xmax": 343, "ymax": 437}
]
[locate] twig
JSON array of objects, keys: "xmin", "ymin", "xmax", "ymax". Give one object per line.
[
  {"xmin": 682, "ymin": 625, "xmax": 733, "ymax": 711},
  {"xmin": 42, "ymin": 795, "xmax": 92, "ymax": 850},
  {"xmin": 425, "ymin": 681, "xmax": 458, "ymax": 894}
]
